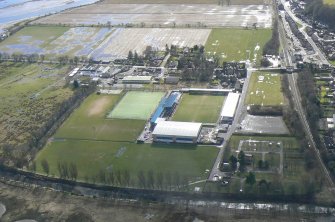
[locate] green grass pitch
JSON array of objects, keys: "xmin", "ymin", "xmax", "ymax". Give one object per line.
[
  {"xmin": 245, "ymin": 72, "xmax": 284, "ymax": 106},
  {"xmin": 172, "ymin": 94, "xmax": 225, "ymax": 123},
  {"xmin": 107, "ymin": 91, "xmax": 164, "ymax": 120},
  {"xmin": 205, "ymin": 28, "xmax": 272, "ymax": 64},
  {"xmin": 35, "ymin": 141, "xmax": 218, "ymax": 183},
  {"xmin": 55, "ymin": 94, "xmax": 145, "ymax": 142}
]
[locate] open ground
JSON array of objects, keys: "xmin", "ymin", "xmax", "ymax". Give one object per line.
[
  {"xmin": 35, "ymin": 140, "xmax": 218, "ymax": 184},
  {"xmin": 323, "ymin": 0, "xmax": 335, "ymax": 5},
  {"xmin": 55, "ymin": 94, "xmax": 146, "ymax": 142},
  {"xmin": 205, "ymin": 28, "xmax": 272, "ymax": 64},
  {"xmin": 91, "ymin": 28, "xmax": 211, "ymax": 60},
  {"xmin": 33, "ymin": 4, "xmax": 272, "ymax": 28},
  {"xmin": 0, "ymin": 62, "xmax": 72, "ymax": 148},
  {"xmin": 172, "ymin": 94, "xmax": 225, "ymax": 123},
  {"xmin": 245, "ymin": 72, "xmax": 284, "ymax": 106},
  {"xmin": 107, "ymin": 91, "xmax": 164, "ymax": 120}
]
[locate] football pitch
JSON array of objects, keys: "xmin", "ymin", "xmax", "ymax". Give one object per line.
[
  {"xmin": 107, "ymin": 91, "xmax": 164, "ymax": 120},
  {"xmin": 172, "ymin": 94, "xmax": 225, "ymax": 123},
  {"xmin": 55, "ymin": 94, "xmax": 145, "ymax": 142},
  {"xmin": 35, "ymin": 141, "xmax": 218, "ymax": 184},
  {"xmin": 245, "ymin": 72, "xmax": 284, "ymax": 106}
]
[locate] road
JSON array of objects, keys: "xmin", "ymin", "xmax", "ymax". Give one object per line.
[
  {"xmin": 281, "ymin": 0, "xmax": 331, "ymax": 66},
  {"xmin": 278, "ymin": 6, "xmax": 335, "ymax": 192},
  {"xmin": 208, "ymin": 68, "xmax": 253, "ymax": 181}
]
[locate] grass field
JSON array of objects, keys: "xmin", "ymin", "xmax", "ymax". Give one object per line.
[
  {"xmin": 205, "ymin": 28, "xmax": 272, "ymax": 64},
  {"xmin": 0, "ymin": 62, "xmax": 72, "ymax": 148},
  {"xmin": 107, "ymin": 91, "xmax": 164, "ymax": 120},
  {"xmin": 55, "ymin": 94, "xmax": 145, "ymax": 142},
  {"xmin": 323, "ymin": 0, "xmax": 335, "ymax": 5},
  {"xmin": 172, "ymin": 94, "xmax": 225, "ymax": 123},
  {"xmin": 245, "ymin": 72, "xmax": 284, "ymax": 106},
  {"xmin": 35, "ymin": 141, "xmax": 218, "ymax": 185},
  {"xmin": 0, "ymin": 26, "xmax": 68, "ymax": 54}
]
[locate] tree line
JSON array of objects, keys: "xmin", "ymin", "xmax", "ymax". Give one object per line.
[{"xmin": 305, "ymin": 0, "xmax": 335, "ymax": 29}]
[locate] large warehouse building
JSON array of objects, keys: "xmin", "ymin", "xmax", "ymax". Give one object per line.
[
  {"xmin": 152, "ymin": 121, "xmax": 202, "ymax": 144},
  {"xmin": 220, "ymin": 92, "xmax": 240, "ymax": 124}
]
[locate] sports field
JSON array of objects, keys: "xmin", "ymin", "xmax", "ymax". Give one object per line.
[
  {"xmin": 245, "ymin": 72, "xmax": 284, "ymax": 106},
  {"xmin": 55, "ymin": 94, "xmax": 145, "ymax": 141},
  {"xmin": 35, "ymin": 141, "xmax": 218, "ymax": 185},
  {"xmin": 107, "ymin": 91, "xmax": 164, "ymax": 120},
  {"xmin": 172, "ymin": 94, "xmax": 225, "ymax": 123},
  {"xmin": 205, "ymin": 28, "xmax": 272, "ymax": 64}
]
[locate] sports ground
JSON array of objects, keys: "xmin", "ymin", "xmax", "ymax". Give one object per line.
[
  {"xmin": 205, "ymin": 28, "xmax": 272, "ymax": 64},
  {"xmin": 245, "ymin": 72, "xmax": 284, "ymax": 106},
  {"xmin": 55, "ymin": 94, "xmax": 145, "ymax": 141},
  {"xmin": 35, "ymin": 92, "xmax": 219, "ymax": 187},
  {"xmin": 172, "ymin": 94, "xmax": 225, "ymax": 123},
  {"xmin": 107, "ymin": 91, "xmax": 164, "ymax": 120}
]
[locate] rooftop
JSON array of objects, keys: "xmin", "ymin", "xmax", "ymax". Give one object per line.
[
  {"xmin": 220, "ymin": 92, "xmax": 240, "ymax": 118},
  {"xmin": 152, "ymin": 121, "xmax": 202, "ymax": 138}
]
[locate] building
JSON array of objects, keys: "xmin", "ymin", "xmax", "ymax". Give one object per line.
[
  {"xmin": 180, "ymin": 88, "xmax": 233, "ymax": 95},
  {"xmin": 122, "ymin": 76, "xmax": 152, "ymax": 84},
  {"xmin": 220, "ymin": 92, "xmax": 240, "ymax": 124},
  {"xmin": 152, "ymin": 121, "xmax": 202, "ymax": 143}
]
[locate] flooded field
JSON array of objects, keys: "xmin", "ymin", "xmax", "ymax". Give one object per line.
[
  {"xmin": 33, "ymin": 4, "xmax": 272, "ymax": 28},
  {"xmin": 0, "ymin": 0, "xmax": 98, "ymax": 33}
]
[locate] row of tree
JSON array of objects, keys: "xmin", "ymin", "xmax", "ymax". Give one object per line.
[
  {"xmin": 262, "ymin": 19, "xmax": 280, "ymax": 56},
  {"xmin": 305, "ymin": 0, "xmax": 335, "ymax": 30}
]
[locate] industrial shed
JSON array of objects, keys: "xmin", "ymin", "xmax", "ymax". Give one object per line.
[
  {"xmin": 220, "ymin": 92, "xmax": 240, "ymax": 124},
  {"xmin": 122, "ymin": 76, "xmax": 152, "ymax": 84},
  {"xmin": 152, "ymin": 121, "xmax": 202, "ymax": 144}
]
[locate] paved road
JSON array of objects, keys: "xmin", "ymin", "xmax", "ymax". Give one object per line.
[
  {"xmin": 208, "ymin": 69, "xmax": 253, "ymax": 181},
  {"xmin": 281, "ymin": 0, "xmax": 331, "ymax": 66},
  {"xmin": 278, "ymin": 7, "xmax": 335, "ymax": 192}
]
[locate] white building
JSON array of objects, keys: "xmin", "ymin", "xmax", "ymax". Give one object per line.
[
  {"xmin": 220, "ymin": 92, "xmax": 240, "ymax": 123},
  {"xmin": 152, "ymin": 121, "xmax": 202, "ymax": 143}
]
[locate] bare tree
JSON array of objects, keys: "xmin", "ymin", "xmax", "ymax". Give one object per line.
[
  {"xmin": 137, "ymin": 171, "xmax": 146, "ymax": 188},
  {"xmin": 41, "ymin": 159, "xmax": 49, "ymax": 175}
]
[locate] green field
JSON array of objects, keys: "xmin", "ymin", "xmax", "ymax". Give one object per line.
[
  {"xmin": 35, "ymin": 141, "xmax": 218, "ymax": 185},
  {"xmin": 172, "ymin": 94, "xmax": 225, "ymax": 123},
  {"xmin": 205, "ymin": 28, "xmax": 272, "ymax": 64},
  {"xmin": 107, "ymin": 91, "xmax": 164, "ymax": 120},
  {"xmin": 55, "ymin": 94, "xmax": 145, "ymax": 142},
  {"xmin": 245, "ymin": 72, "xmax": 284, "ymax": 106},
  {"xmin": 0, "ymin": 62, "xmax": 72, "ymax": 148},
  {"xmin": 323, "ymin": 0, "xmax": 335, "ymax": 5}
]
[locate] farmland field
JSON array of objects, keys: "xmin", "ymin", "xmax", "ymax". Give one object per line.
[
  {"xmin": 35, "ymin": 140, "xmax": 218, "ymax": 186},
  {"xmin": 0, "ymin": 62, "xmax": 73, "ymax": 148},
  {"xmin": 0, "ymin": 26, "xmax": 68, "ymax": 54},
  {"xmin": 107, "ymin": 91, "xmax": 164, "ymax": 120},
  {"xmin": 55, "ymin": 94, "xmax": 146, "ymax": 142},
  {"xmin": 245, "ymin": 72, "xmax": 284, "ymax": 106},
  {"xmin": 91, "ymin": 28, "xmax": 211, "ymax": 60},
  {"xmin": 323, "ymin": 0, "xmax": 335, "ymax": 5},
  {"xmin": 33, "ymin": 4, "xmax": 272, "ymax": 28},
  {"xmin": 205, "ymin": 28, "xmax": 272, "ymax": 64},
  {"xmin": 0, "ymin": 26, "xmax": 112, "ymax": 58},
  {"xmin": 43, "ymin": 27, "xmax": 112, "ymax": 57},
  {"xmin": 172, "ymin": 94, "xmax": 225, "ymax": 123}
]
